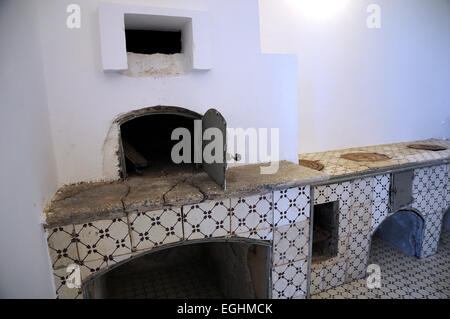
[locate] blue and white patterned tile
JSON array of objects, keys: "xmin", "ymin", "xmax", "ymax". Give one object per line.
[
  {"xmin": 183, "ymin": 200, "xmax": 231, "ymax": 240},
  {"xmin": 349, "ymin": 205, "xmax": 372, "ymax": 234},
  {"xmin": 129, "ymin": 208, "xmax": 183, "ymax": 251},
  {"xmin": 74, "ymin": 217, "xmax": 132, "ymax": 263},
  {"xmin": 272, "ymin": 260, "xmax": 308, "ymax": 299},
  {"xmin": 274, "ymin": 186, "xmax": 309, "ymax": 227},
  {"xmin": 273, "ymin": 220, "xmax": 309, "ymax": 266},
  {"xmin": 47, "ymin": 225, "xmax": 79, "ymax": 269},
  {"xmin": 352, "ymin": 178, "xmax": 373, "ymax": 208},
  {"xmin": 231, "ymin": 194, "xmax": 273, "ymax": 235},
  {"xmin": 372, "ymin": 174, "xmax": 390, "ymax": 204}
]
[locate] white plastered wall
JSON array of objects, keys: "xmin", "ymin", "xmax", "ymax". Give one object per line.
[
  {"xmin": 0, "ymin": 0, "xmax": 58, "ymax": 298},
  {"xmin": 36, "ymin": 0, "xmax": 299, "ymax": 186},
  {"xmin": 259, "ymin": 0, "xmax": 450, "ymax": 153}
]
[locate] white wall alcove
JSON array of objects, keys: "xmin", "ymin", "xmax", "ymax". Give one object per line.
[{"xmin": 98, "ymin": 2, "xmax": 213, "ymax": 75}]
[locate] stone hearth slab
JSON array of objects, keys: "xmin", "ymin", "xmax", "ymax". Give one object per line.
[
  {"xmin": 299, "ymin": 138, "xmax": 450, "ymax": 178},
  {"xmin": 44, "ymin": 161, "xmax": 328, "ymax": 227}
]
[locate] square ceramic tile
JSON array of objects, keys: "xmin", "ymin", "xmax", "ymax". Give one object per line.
[
  {"xmin": 371, "ymin": 198, "xmax": 390, "ymax": 234},
  {"xmin": 412, "ymin": 190, "xmax": 431, "ymax": 215},
  {"xmin": 183, "ymin": 200, "xmax": 230, "ymax": 240},
  {"xmin": 421, "ymin": 212, "xmax": 444, "ymax": 258},
  {"xmin": 231, "ymin": 194, "xmax": 273, "ymax": 234},
  {"xmin": 345, "ymin": 255, "xmax": 369, "ymax": 283},
  {"xmin": 272, "ymin": 260, "xmax": 307, "ymax": 299},
  {"xmin": 345, "ymin": 231, "xmax": 371, "ymax": 261},
  {"xmin": 349, "ymin": 205, "xmax": 371, "ymax": 233},
  {"xmin": 352, "ymin": 178, "xmax": 373, "ymax": 208},
  {"xmin": 429, "ymin": 165, "xmax": 447, "ymax": 190},
  {"xmin": 338, "ymin": 208, "xmax": 351, "ymax": 235},
  {"xmin": 47, "ymin": 225, "xmax": 79, "ymax": 269},
  {"xmin": 53, "ymin": 267, "xmax": 83, "ymax": 299},
  {"xmin": 79, "ymin": 258, "xmax": 109, "ymax": 281},
  {"xmin": 373, "ymin": 174, "xmax": 390, "ymax": 204},
  {"xmin": 75, "ymin": 217, "xmax": 132, "ymax": 263},
  {"xmin": 273, "ymin": 220, "xmax": 309, "ymax": 266},
  {"xmin": 329, "ymin": 182, "xmax": 353, "ymax": 211},
  {"xmin": 314, "ymin": 185, "xmax": 331, "ymax": 205},
  {"xmin": 273, "ymin": 186, "xmax": 309, "ymax": 227},
  {"xmin": 309, "ymin": 268, "xmax": 323, "ymax": 295},
  {"xmin": 322, "ymin": 261, "xmax": 347, "ymax": 291},
  {"xmin": 428, "ymin": 188, "xmax": 446, "ymax": 215},
  {"xmin": 129, "ymin": 208, "xmax": 183, "ymax": 251},
  {"xmin": 413, "ymin": 166, "xmax": 431, "ymax": 194}
]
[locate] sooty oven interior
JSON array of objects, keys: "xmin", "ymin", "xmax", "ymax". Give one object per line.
[
  {"xmin": 117, "ymin": 106, "xmax": 227, "ymax": 188},
  {"xmin": 312, "ymin": 201, "xmax": 340, "ymax": 263}
]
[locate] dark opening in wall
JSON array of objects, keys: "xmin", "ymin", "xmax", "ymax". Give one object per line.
[
  {"xmin": 312, "ymin": 201, "xmax": 339, "ymax": 263},
  {"xmin": 83, "ymin": 240, "xmax": 271, "ymax": 299},
  {"xmin": 374, "ymin": 210, "xmax": 424, "ymax": 257},
  {"xmin": 125, "ymin": 30, "xmax": 182, "ymax": 54},
  {"xmin": 120, "ymin": 112, "xmax": 198, "ymax": 177}
]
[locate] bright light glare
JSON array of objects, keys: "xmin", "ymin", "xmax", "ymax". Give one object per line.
[{"xmin": 291, "ymin": 0, "xmax": 350, "ymax": 20}]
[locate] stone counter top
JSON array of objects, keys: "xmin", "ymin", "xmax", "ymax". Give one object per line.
[
  {"xmin": 298, "ymin": 138, "xmax": 450, "ymax": 178},
  {"xmin": 43, "ymin": 161, "xmax": 329, "ymax": 228}
]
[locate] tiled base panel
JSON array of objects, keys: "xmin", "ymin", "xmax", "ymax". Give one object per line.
[
  {"xmin": 312, "ymin": 231, "xmax": 450, "ymax": 299},
  {"xmin": 47, "ymin": 164, "xmax": 449, "ymax": 299}
]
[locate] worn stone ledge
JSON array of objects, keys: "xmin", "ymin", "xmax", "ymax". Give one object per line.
[
  {"xmin": 43, "ymin": 161, "xmax": 329, "ymax": 228},
  {"xmin": 299, "ymin": 138, "xmax": 450, "ymax": 178}
]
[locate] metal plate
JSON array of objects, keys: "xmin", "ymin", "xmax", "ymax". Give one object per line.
[
  {"xmin": 391, "ymin": 170, "xmax": 414, "ymax": 212},
  {"xmin": 202, "ymin": 109, "xmax": 227, "ymax": 189}
]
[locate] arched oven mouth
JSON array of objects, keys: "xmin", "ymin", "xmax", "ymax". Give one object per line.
[
  {"xmin": 115, "ymin": 106, "xmax": 227, "ymax": 189},
  {"xmin": 82, "ymin": 238, "xmax": 272, "ymax": 299}
]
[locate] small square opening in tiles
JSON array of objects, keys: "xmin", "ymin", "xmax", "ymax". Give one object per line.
[
  {"xmin": 83, "ymin": 241, "xmax": 270, "ymax": 299},
  {"xmin": 312, "ymin": 201, "xmax": 339, "ymax": 263}
]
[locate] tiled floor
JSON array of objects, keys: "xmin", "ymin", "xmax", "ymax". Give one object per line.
[{"xmin": 312, "ymin": 231, "xmax": 450, "ymax": 299}]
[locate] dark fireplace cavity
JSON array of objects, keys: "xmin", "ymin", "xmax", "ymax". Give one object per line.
[
  {"xmin": 82, "ymin": 240, "xmax": 271, "ymax": 299},
  {"xmin": 116, "ymin": 106, "xmax": 228, "ymax": 189},
  {"xmin": 312, "ymin": 201, "xmax": 339, "ymax": 263},
  {"xmin": 119, "ymin": 109, "xmax": 199, "ymax": 177}
]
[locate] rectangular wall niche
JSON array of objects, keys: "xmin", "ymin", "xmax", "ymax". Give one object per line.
[
  {"xmin": 98, "ymin": 3, "xmax": 212, "ymax": 72},
  {"xmin": 123, "ymin": 14, "xmax": 192, "ymax": 77},
  {"xmin": 312, "ymin": 201, "xmax": 339, "ymax": 263},
  {"xmin": 125, "ymin": 30, "xmax": 182, "ymax": 55}
]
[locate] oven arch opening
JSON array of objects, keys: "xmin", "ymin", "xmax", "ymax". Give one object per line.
[{"xmin": 82, "ymin": 238, "xmax": 272, "ymax": 299}]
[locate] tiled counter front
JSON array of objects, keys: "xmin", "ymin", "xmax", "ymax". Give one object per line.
[
  {"xmin": 310, "ymin": 174, "xmax": 391, "ymax": 295},
  {"xmin": 47, "ymin": 186, "xmax": 311, "ymax": 299},
  {"xmin": 46, "ymin": 164, "xmax": 449, "ymax": 299},
  {"xmin": 310, "ymin": 164, "xmax": 450, "ymax": 295},
  {"xmin": 412, "ymin": 164, "xmax": 450, "ymax": 258}
]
